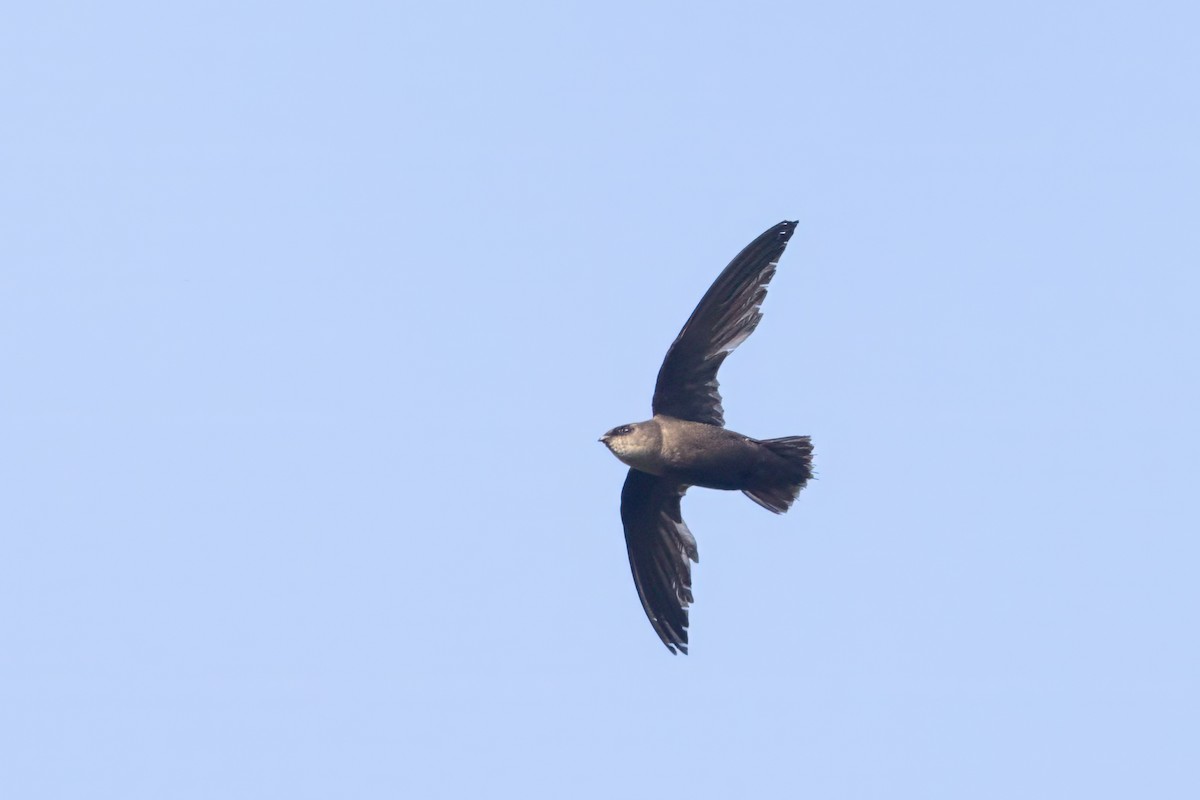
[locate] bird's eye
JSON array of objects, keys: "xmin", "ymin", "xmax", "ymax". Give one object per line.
[{"xmin": 612, "ymin": 426, "xmax": 633, "ymax": 437}]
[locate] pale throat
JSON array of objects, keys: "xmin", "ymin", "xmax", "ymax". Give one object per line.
[{"xmin": 607, "ymin": 438, "xmax": 665, "ymax": 475}]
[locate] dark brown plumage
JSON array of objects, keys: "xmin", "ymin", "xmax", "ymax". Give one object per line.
[{"xmin": 600, "ymin": 220, "xmax": 813, "ymax": 654}]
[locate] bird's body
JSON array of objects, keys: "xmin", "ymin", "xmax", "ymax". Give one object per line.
[
  {"xmin": 602, "ymin": 415, "xmax": 806, "ymax": 495},
  {"xmin": 600, "ymin": 220, "xmax": 813, "ymax": 654}
]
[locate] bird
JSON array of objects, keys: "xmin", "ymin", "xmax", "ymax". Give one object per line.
[{"xmin": 600, "ymin": 220, "xmax": 813, "ymax": 654}]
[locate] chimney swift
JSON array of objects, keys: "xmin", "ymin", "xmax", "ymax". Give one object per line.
[{"xmin": 600, "ymin": 220, "xmax": 812, "ymax": 654}]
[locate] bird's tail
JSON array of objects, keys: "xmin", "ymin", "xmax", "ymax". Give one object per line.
[{"xmin": 742, "ymin": 436, "xmax": 814, "ymax": 514}]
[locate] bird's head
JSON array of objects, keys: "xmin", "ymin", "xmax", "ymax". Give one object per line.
[
  {"xmin": 599, "ymin": 424, "xmax": 634, "ymax": 444},
  {"xmin": 599, "ymin": 420, "xmax": 663, "ymax": 471}
]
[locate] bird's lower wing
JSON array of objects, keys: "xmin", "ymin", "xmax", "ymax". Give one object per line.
[{"xmin": 620, "ymin": 468, "xmax": 699, "ymax": 655}]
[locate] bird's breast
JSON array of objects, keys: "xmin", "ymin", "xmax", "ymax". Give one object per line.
[{"xmin": 655, "ymin": 416, "xmax": 763, "ymax": 489}]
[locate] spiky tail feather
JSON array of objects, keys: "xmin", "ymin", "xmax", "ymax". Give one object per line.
[{"xmin": 742, "ymin": 436, "xmax": 814, "ymax": 514}]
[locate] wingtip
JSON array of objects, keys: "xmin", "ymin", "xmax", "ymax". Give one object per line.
[{"xmin": 665, "ymin": 639, "xmax": 689, "ymax": 656}]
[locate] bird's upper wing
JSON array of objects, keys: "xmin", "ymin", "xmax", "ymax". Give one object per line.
[
  {"xmin": 651, "ymin": 220, "xmax": 797, "ymax": 426},
  {"xmin": 620, "ymin": 468, "xmax": 699, "ymax": 655}
]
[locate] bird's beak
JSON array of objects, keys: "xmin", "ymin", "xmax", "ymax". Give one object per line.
[{"xmin": 599, "ymin": 434, "xmax": 610, "ymax": 445}]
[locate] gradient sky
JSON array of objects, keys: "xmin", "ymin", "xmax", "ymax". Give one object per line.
[{"xmin": 3, "ymin": 2, "xmax": 1198, "ymax": 798}]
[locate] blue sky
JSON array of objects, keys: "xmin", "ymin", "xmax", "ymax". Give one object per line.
[{"xmin": 2, "ymin": 2, "xmax": 1198, "ymax": 797}]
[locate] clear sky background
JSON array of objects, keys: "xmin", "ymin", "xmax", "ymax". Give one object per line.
[{"xmin": 3, "ymin": 2, "xmax": 1198, "ymax": 797}]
